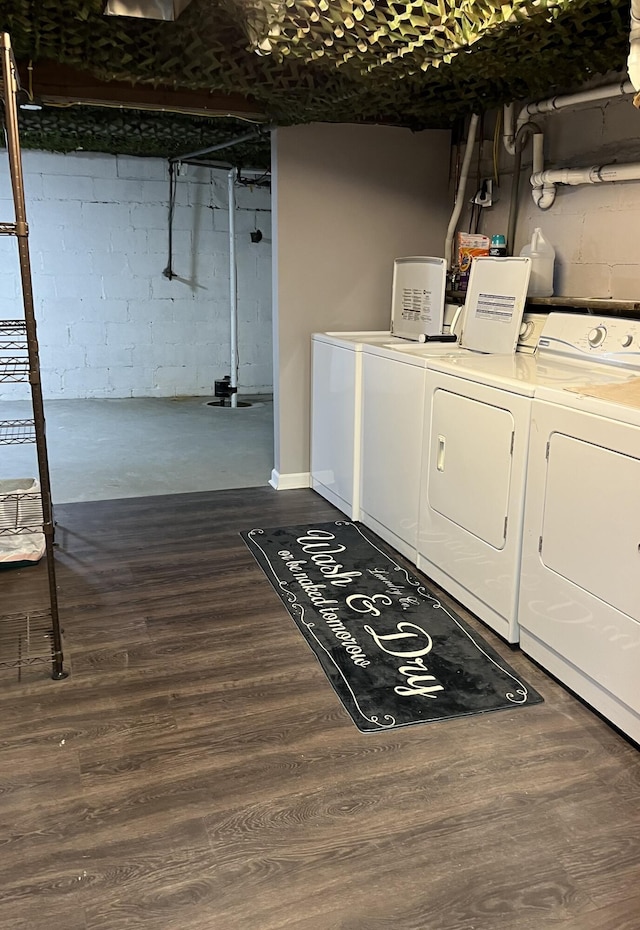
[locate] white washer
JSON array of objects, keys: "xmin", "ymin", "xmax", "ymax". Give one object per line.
[
  {"xmin": 311, "ymin": 305, "xmax": 461, "ymax": 517},
  {"xmin": 518, "ymin": 314, "xmax": 640, "ymax": 743},
  {"xmin": 313, "ymin": 256, "xmax": 531, "ymax": 523},
  {"xmin": 311, "ymin": 330, "xmax": 406, "ymax": 518},
  {"xmin": 359, "ymin": 343, "xmax": 447, "ymax": 561},
  {"xmin": 311, "ymin": 256, "xmax": 450, "ymax": 516}
]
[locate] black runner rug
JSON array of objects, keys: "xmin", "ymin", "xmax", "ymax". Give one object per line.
[{"xmin": 241, "ymin": 520, "xmax": 543, "ymax": 732}]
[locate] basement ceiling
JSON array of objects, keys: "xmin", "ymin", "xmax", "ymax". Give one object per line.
[{"xmin": 0, "ymin": 0, "xmax": 631, "ymax": 162}]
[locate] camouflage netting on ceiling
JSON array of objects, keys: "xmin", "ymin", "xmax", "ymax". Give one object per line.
[
  {"xmin": 0, "ymin": 0, "xmax": 631, "ymax": 156},
  {"xmin": 16, "ymin": 107, "xmax": 272, "ymax": 164}
]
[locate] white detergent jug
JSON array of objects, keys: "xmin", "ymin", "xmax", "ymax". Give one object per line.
[{"xmin": 520, "ymin": 227, "xmax": 555, "ymax": 297}]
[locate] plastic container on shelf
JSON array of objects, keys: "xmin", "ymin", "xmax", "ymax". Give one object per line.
[
  {"xmin": 520, "ymin": 227, "xmax": 555, "ymax": 297},
  {"xmin": 489, "ymin": 234, "xmax": 507, "ymax": 257}
]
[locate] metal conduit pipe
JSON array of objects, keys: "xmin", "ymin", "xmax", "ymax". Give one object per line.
[
  {"xmin": 505, "ymin": 122, "xmax": 545, "ymax": 253},
  {"xmin": 444, "ymin": 113, "xmax": 479, "ymax": 268},
  {"xmin": 170, "ymin": 124, "xmax": 274, "ymax": 164},
  {"xmin": 506, "ymin": 145, "xmax": 522, "ymax": 255}
]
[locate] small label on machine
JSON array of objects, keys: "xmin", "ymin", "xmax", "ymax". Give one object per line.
[
  {"xmin": 401, "ymin": 288, "xmax": 433, "ymax": 323},
  {"xmin": 474, "ymin": 292, "xmax": 516, "ymax": 323}
]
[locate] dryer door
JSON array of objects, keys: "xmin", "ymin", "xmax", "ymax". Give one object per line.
[
  {"xmin": 428, "ymin": 388, "xmax": 514, "ymax": 549},
  {"xmin": 541, "ymin": 432, "xmax": 640, "ymax": 620}
]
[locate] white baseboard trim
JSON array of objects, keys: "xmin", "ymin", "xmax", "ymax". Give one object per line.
[{"xmin": 269, "ymin": 469, "xmax": 311, "ymax": 490}]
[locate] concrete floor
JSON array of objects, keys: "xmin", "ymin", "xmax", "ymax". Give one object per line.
[{"xmin": 0, "ymin": 396, "xmax": 274, "ymax": 503}]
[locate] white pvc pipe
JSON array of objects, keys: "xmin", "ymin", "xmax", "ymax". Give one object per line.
[
  {"xmin": 503, "ymin": 81, "xmax": 635, "ymax": 155},
  {"xmin": 502, "ymin": 103, "xmax": 518, "ymax": 156},
  {"xmin": 444, "ymin": 113, "xmax": 479, "ymax": 269},
  {"xmin": 228, "ymin": 167, "xmax": 238, "ymax": 408},
  {"xmin": 531, "ymin": 132, "xmax": 556, "ymax": 209},
  {"xmin": 531, "ymin": 161, "xmax": 640, "ymax": 187},
  {"xmin": 523, "ymin": 81, "xmax": 634, "ymax": 119}
]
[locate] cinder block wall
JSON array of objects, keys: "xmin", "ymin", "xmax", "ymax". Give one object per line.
[{"xmin": 0, "ymin": 152, "xmax": 272, "ymax": 399}]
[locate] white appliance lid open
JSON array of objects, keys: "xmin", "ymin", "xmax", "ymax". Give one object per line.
[
  {"xmin": 390, "ymin": 256, "xmax": 447, "ymax": 340},
  {"xmin": 460, "ymin": 256, "xmax": 532, "ymax": 354}
]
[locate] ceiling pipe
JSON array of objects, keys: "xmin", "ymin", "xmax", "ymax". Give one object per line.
[
  {"xmin": 444, "ymin": 113, "xmax": 479, "ymax": 269},
  {"xmin": 522, "ymin": 5, "xmax": 640, "ymax": 205},
  {"xmin": 503, "ymin": 83, "xmax": 635, "ymax": 211},
  {"xmin": 170, "ymin": 124, "xmax": 274, "ymax": 165}
]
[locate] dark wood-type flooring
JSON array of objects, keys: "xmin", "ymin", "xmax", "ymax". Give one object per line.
[{"xmin": 0, "ymin": 487, "xmax": 639, "ymax": 930}]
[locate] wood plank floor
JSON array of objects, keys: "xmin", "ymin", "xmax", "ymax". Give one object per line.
[{"xmin": 0, "ymin": 487, "xmax": 638, "ymax": 930}]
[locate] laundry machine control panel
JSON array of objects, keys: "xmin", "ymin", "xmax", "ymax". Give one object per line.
[
  {"xmin": 538, "ymin": 313, "xmax": 640, "ymax": 367},
  {"xmin": 587, "ymin": 325, "xmax": 607, "ymax": 348},
  {"xmin": 518, "ymin": 312, "xmax": 548, "ymax": 353}
]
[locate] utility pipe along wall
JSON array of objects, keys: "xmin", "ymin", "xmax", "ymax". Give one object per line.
[{"xmin": 0, "ymin": 152, "xmax": 273, "ymax": 399}]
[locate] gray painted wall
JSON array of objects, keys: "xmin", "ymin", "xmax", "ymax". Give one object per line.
[{"xmin": 271, "ymin": 122, "xmax": 452, "ymax": 486}]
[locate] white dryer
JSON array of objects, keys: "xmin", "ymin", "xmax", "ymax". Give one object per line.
[
  {"xmin": 416, "ymin": 351, "xmax": 545, "ymax": 643},
  {"xmin": 518, "ymin": 313, "xmax": 640, "ymax": 743},
  {"xmin": 357, "ymin": 257, "xmax": 533, "ymax": 564}
]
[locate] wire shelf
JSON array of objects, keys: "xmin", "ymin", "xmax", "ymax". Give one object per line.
[
  {"xmin": 0, "ymin": 321, "xmax": 27, "ymax": 335},
  {"xmin": 0, "ymin": 490, "xmax": 43, "ymax": 535},
  {"xmin": 0, "ymin": 358, "xmax": 30, "ymax": 382},
  {"xmin": 0, "ymin": 319, "xmax": 27, "ymax": 350},
  {"xmin": 0, "ymin": 419, "xmax": 36, "ymax": 445},
  {"xmin": 1, "ymin": 38, "xmax": 67, "ymax": 682},
  {"xmin": 0, "ymin": 609, "xmax": 56, "ymax": 669}
]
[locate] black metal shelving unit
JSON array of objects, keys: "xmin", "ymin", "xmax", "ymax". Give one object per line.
[{"xmin": 0, "ymin": 33, "xmax": 66, "ymax": 680}]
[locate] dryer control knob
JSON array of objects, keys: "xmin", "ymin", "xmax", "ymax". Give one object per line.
[
  {"xmin": 588, "ymin": 325, "xmax": 607, "ymax": 348},
  {"xmin": 622, "ymin": 334, "xmax": 634, "ymax": 347}
]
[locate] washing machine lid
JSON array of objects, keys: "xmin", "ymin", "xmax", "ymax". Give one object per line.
[
  {"xmin": 460, "ymin": 256, "xmax": 531, "ymax": 354},
  {"xmin": 390, "ymin": 256, "xmax": 447, "ymax": 340},
  {"xmin": 312, "ymin": 331, "xmax": 393, "ymax": 349},
  {"xmin": 362, "ymin": 340, "xmax": 439, "ymax": 366},
  {"xmin": 534, "ymin": 374, "xmax": 640, "ymax": 425}
]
